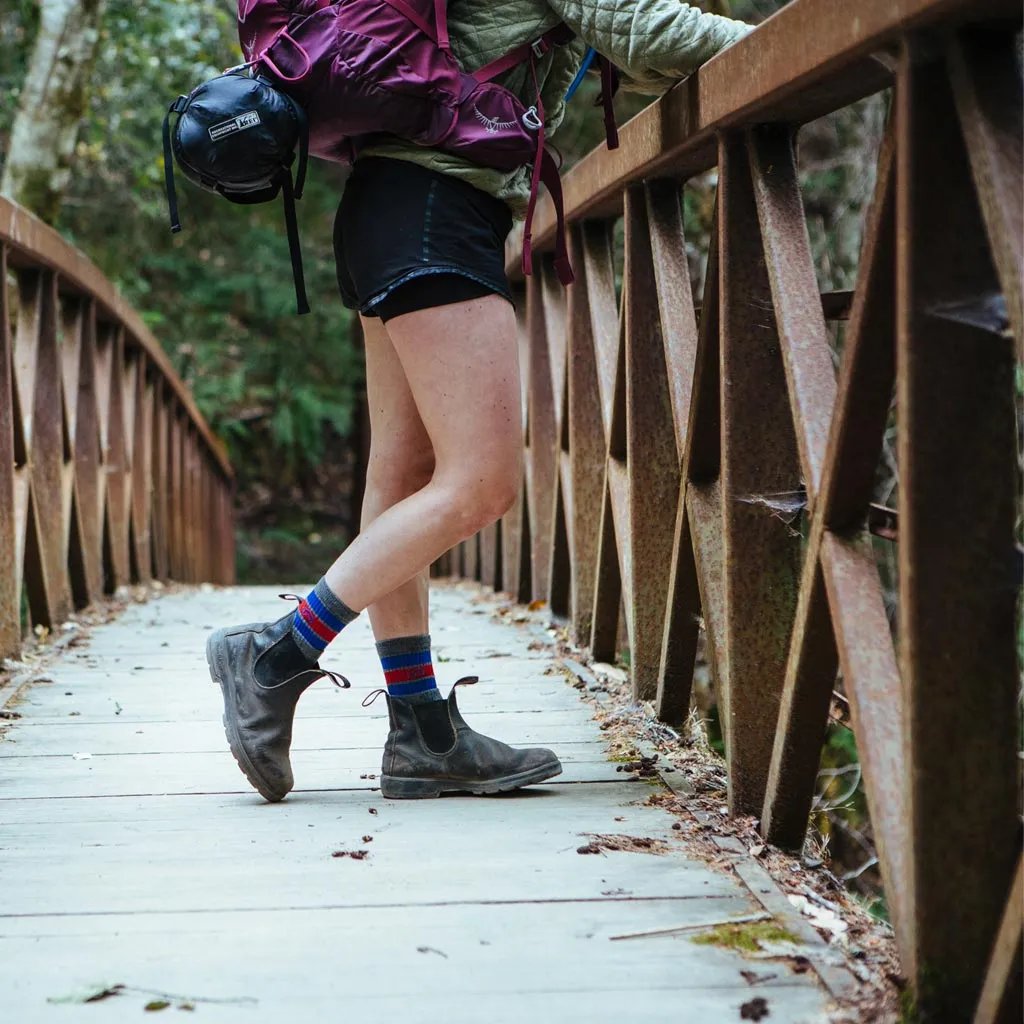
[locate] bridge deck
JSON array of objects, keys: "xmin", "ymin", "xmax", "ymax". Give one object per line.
[{"xmin": 1, "ymin": 585, "xmax": 833, "ymax": 1022}]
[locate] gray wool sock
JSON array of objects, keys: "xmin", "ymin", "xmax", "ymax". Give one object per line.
[
  {"xmin": 376, "ymin": 634, "xmax": 444, "ymax": 704},
  {"xmin": 291, "ymin": 578, "xmax": 359, "ymax": 662}
]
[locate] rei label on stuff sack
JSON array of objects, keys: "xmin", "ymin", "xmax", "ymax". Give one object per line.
[{"xmin": 208, "ymin": 110, "xmax": 261, "ymax": 142}]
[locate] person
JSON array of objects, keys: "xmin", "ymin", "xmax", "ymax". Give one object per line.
[{"xmin": 207, "ymin": 0, "xmax": 751, "ymax": 803}]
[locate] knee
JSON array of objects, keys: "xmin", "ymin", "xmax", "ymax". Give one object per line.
[
  {"xmin": 441, "ymin": 463, "xmax": 519, "ymax": 538},
  {"xmin": 365, "ymin": 445, "xmax": 436, "ymax": 506}
]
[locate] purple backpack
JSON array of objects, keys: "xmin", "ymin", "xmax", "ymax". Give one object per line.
[{"xmin": 237, "ymin": 0, "xmax": 582, "ymax": 284}]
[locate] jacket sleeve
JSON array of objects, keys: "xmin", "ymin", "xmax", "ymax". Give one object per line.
[{"xmin": 545, "ymin": 0, "xmax": 751, "ymax": 92}]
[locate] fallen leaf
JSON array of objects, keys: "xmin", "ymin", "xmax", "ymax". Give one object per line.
[
  {"xmin": 740, "ymin": 996, "xmax": 770, "ymax": 1021},
  {"xmin": 368, "ymin": 808, "xmax": 378, "ymax": 815},
  {"xmin": 48, "ymin": 984, "xmax": 125, "ymax": 1005},
  {"xmin": 527, "ymin": 600, "xmax": 546, "ymax": 612},
  {"xmin": 582, "ymin": 834, "xmax": 669, "ymax": 855},
  {"xmin": 740, "ymin": 970, "xmax": 777, "ymax": 987},
  {"xmin": 332, "ymin": 849, "xmax": 369, "ymax": 860},
  {"xmin": 144, "ymin": 1000, "xmax": 171, "ymax": 1012},
  {"xmin": 577, "ymin": 843, "xmax": 602, "ymax": 855},
  {"xmin": 361, "ymin": 835, "xmax": 374, "ymax": 843},
  {"xmin": 416, "ymin": 946, "xmax": 448, "ymax": 959}
]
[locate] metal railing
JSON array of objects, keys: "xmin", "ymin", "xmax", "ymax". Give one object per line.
[
  {"xmin": 443, "ymin": 0, "xmax": 1023, "ymax": 1018},
  {"xmin": 0, "ymin": 198, "xmax": 235, "ymax": 661}
]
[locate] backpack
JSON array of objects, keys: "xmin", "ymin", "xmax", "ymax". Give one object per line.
[{"xmin": 164, "ymin": 0, "xmax": 620, "ymax": 313}]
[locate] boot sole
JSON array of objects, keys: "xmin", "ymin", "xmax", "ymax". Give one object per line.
[
  {"xmin": 206, "ymin": 629, "xmax": 288, "ymax": 803},
  {"xmin": 380, "ymin": 760, "xmax": 563, "ymax": 799}
]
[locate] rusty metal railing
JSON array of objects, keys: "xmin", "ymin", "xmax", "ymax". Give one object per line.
[
  {"xmin": 443, "ymin": 0, "xmax": 1023, "ymax": 1018},
  {"xmin": 0, "ymin": 198, "xmax": 235, "ymax": 660}
]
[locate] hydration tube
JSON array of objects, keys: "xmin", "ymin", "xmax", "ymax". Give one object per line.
[{"xmin": 564, "ymin": 47, "xmax": 596, "ymax": 101}]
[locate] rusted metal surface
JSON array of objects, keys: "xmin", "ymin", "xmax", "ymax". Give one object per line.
[
  {"xmin": 507, "ymin": 0, "xmax": 1018, "ymax": 268},
  {"xmin": 0, "ymin": 244, "xmax": 17, "ymax": 655},
  {"xmin": 719, "ymin": 133, "xmax": 802, "ymax": 816},
  {"xmin": 0, "ymin": 200, "xmax": 234, "ymax": 659},
  {"xmin": 973, "ymin": 853, "xmax": 1024, "ymax": 1024},
  {"xmin": 447, "ymin": 2, "xmax": 1024, "ymax": 1016},
  {"xmin": 624, "ymin": 187, "xmax": 680, "ymax": 700},
  {"xmin": 761, "ymin": 128, "xmax": 897, "ymax": 856},
  {"xmin": 896, "ymin": 47, "xmax": 1019, "ymax": 1017},
  {"xmin": 566, "ymin": 223, "xmax": 613, "ymax": 641},
  {"xmin": 947, "ymin": 26, "xmax": 1024, "ymax": 357}
]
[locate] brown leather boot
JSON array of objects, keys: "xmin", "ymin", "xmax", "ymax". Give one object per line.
[
  {"xmin": 207, "ymin": 609, "xmax": 348, "ymax": 802},
  {"xmin": 379, "ymin": 678, "xmax": 562, "ymax": 798}
]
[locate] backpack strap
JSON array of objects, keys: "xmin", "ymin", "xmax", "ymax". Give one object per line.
[
  {"xmin": 596, "ymin": 55, "xmax": 620, "ymax": 150},
  {"xmin": 280, "ymin": 171, "xmax": 310, "ymax": 315},
  {"xmin": 434, "ymin": 0, "xmax": 450, "ymax": 51},
  {"xmin": 520, "ymin": 55, "xmax": 573, "ymax": 287},
  {"xmin": 162, "ymin": 96, "xmax": 189, "ymax": 233},
  {"xmin": 379, "ymin": 0, "xmax": 437, "ymax": 42},
  {"xmin": 472, "ymin": 24, "xmax": 575, "ymax": 84}
]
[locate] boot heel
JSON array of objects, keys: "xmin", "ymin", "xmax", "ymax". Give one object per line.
[{"xmin": 380, "ymin": 775, "xmax": 443, "ymax": 799}]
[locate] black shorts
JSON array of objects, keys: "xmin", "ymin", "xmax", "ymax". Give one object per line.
[{"xmin": 333, "ymin": 157, "xmax": 515, "ymax": 322}]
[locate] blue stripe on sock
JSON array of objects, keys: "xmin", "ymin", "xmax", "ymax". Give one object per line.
[
  {"xmin": 380, "ymin": 650, "xmax": 432, "ymax": 671},
  {"xmin": 388, "ymin": 677, "xmax": 439, "ymax": 697},
  {"xmin": 294, "ymin": 615, "xmax": 327, "ymax": 652},
  {"xmin": 307, "ymin": 590, "xmax": 343, "ymax": 633}
]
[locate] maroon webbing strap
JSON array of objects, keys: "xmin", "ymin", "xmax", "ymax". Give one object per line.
[
  {"xmin": 434, "ymin": 0, "xmax": 449, "ymax": 51},
  {"xmin": 379, "ymin": 0, "xmax": 436, "ymax": 42},
  {"xmin": 521, "ymin": 54, "xmax": 574, "ymax": 286},
  {"xmin": 472, "ymin": 24, "xmax": 575, "ymax": 84},
  {"xmin": 538, "ymin": 149, "xmax": 574, "ymax": 285},
  {"xmin": 596, "ymin": 55, "xmax": 619, "ymax": 150}
]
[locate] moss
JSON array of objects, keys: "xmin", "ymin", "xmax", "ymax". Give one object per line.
[
  {"xmin": 897, "ymin": 987, "xmax": 918, "ymax": 1024},
  {"xmin": 692, "ymin": 920, "xmax": 800, "ymax": 953}
]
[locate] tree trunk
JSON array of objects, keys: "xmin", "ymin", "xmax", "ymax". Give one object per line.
[{"xmin": 0, "ymin": 0, "xmax": 106, "ymax": 224}]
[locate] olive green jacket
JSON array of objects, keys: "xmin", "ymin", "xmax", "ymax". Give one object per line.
[{"xmin": 360, "ymin": 0, "xmax": 750, "ymax": 215}]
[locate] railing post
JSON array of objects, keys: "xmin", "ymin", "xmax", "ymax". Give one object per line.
[
  {"xmin": 896, "ymin": 42, "xmax": 1020, "ymax": 1017},
  {"xmin": 0, "ymin": 243, "xmax": 17, "ymax": 657},
  {"xmin": 718, "ymin": 133, "xmax": 802, "ymax": 816}
]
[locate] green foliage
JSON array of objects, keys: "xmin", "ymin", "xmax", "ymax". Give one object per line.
[{"xmin": 1, "ymin": 0, "xmax": 362, "ymax": 545}]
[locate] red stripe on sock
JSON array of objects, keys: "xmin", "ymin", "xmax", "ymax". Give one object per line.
[
  {"xmin": 299, "ymin": 600, "xmax": 335, "ymax": 642},
  {"xmin": 384, "ymin": 664, "xmax": 434, "ymax": 685}
]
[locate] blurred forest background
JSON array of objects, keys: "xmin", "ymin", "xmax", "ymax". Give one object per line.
[
  {"xmin": 1, "ymin": 0, "xmax": 899, "ymax": 908},
  {"xmin": 0, "ymin": 0, "xmax": 884, "ymax": 581}
]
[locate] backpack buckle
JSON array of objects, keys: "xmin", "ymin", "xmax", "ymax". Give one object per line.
[{"xmin": 530, "ymin": 38, "xmax": 549, "ymax": 59}]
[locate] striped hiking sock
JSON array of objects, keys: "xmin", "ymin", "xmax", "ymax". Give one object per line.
[
  {"xmin": 376, "ymin": 634, "xmax": 443, "ymax": 704},
  {"xmin": 291, "ymin": 578, "xmax": 359, "ymax": 662}
]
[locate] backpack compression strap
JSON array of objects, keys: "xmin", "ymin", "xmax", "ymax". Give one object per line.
[
  {"xmin": 471, "ymin": 24, "xmax": 575, "ymax": 83},
  {"xmin": 280, "ymin": 171, "xmax": 310, "ymax": 315},
  {"xmin": 520, "ymin": 55, "xmax": 573, "ymax": 287},
  {"xmin": 162, "ymin": 96, "xmax": 189, "ymax": 232}
]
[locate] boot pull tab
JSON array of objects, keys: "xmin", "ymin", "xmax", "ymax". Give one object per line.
[
  {"xmin": 452, "ymin": 676, "xmax": 480, "ymax": 689},
  {"xmin": 322, "ymin": 669, "xmax": 351, "ymax": 690},
  {"xmin": 278, "ymin": 593, "xmax": 303, "ymax": 603},
  {"xmin": 362, "ymin": 688, "xmax": 387, "ymax": 707}
]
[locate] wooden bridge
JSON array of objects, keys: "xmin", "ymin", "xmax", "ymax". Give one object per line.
[{"xmin": 1, "ymin": 0, "xmax": 1021, "ymax": 1020}]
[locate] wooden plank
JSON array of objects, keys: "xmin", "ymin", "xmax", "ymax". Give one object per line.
[{"xmin": 0, "ymin": 583, "xmax": 833, "ymax": 1024}]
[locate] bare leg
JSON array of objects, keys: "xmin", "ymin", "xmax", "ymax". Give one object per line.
[
  {"xmin": 359, "ymin": 314, "xmax": 432, "ymax": 640},
  {"xmin": 323, "ymin": 294, "xmax": 521, "ymax": 610}
]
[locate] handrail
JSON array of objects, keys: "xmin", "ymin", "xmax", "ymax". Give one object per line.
[
  {"xmin": 1, "ymin": 197, "xmax": 235, "ymax": 660},
  {"xmin": 451, "ymin": 0, "xmax": 1022, "ymax": 1018}
]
